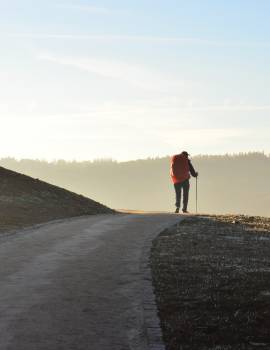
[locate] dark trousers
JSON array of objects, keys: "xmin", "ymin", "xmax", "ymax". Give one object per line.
[{"xmin": 174, "ymin": 179, "xmax": 190, "ymax": 210}]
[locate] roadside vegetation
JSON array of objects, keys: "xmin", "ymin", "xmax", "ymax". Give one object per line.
[{"xmin": 151, "ymin": 215, "xmax": 270, "ymax": 349}]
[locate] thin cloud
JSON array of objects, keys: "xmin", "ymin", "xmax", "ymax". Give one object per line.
[
  {"xmin": 5, "ymin": 33, "xmax": 215, "ymax": 44},
  {"xmin": 38, "ymin": 52, "xmax": 190, "ymax": 92},
  {"xmin": 55, "ymin": 3, "xmax": 111, "ymax": 14},
  {"xmin": 162, "ymin": 128, "xmax": 255, "ymax": 149},
  {"xmin": 165, "ymin": 105, "xmax": 270, "ymax": 112},
  {"xmin": 5, "ymin": 33, "xmax": 270, "ymax": 47}
]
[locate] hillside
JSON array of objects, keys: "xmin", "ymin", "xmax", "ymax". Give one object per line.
[{"xmin": 0, "ymin": 166, "xmax": 113, "ymax": 233}]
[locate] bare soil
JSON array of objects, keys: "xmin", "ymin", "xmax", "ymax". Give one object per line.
[
  {"xmin": 0, "ymin": 166, "xmax": 113, "ymax": 233},
  {"xmin": 150, "ymin": 215, "xmax": 270, "ymax": 350}
]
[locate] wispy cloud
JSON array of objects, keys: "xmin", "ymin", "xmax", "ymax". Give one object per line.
[
  {"xmin": 160, "ymin": 104, "xmax": 270, "ymax": 112},
  {"xmin": 165, "ymin": 128, "xmax": 246, "ymax": 144},
  {"xmin": 161, "ymin": 127, "xmax": 270, "ymax": 155},
  {"xmin": 5, "ymin": 33, "xmax": 214, "ymax": 44},
  {"xmin": 55, "ymin": 3, "xmax": 111, "ymax": 14},
  {"xmin": 38, "ymin": 52, "xmax": 190, "ymax": 91},
  {"xmin": 5, "ymin": 33, "xmax": 270, "ymax": 47}
]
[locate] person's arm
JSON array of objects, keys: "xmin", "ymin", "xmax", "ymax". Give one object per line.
[{"xmin": 188, "ymin": 160, "xmax": 198, "ymax": 177}]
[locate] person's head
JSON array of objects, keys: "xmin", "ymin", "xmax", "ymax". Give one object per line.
[{"xmin": 181, "ymin": 151, "xmax": 189, "ymax": 158}]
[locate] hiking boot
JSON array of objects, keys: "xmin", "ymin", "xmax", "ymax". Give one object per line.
[{"xmin": 175, "ymin": 207, "xmax": 180, "ymax": 214}]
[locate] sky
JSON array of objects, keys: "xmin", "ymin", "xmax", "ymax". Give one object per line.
[{"xmin": 1, "ymin": 0, "xmax": 270, "ymax": 161}]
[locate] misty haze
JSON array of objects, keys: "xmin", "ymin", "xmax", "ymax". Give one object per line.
[{"xmin": 0, "ymin": 152, "xmax": 269, "ymax": 217}]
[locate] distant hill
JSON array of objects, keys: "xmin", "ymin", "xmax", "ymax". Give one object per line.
[
  {"xmin": 0, "ymin": 152, "xmax": 269, "ymax": 217},
  {"xmin": 0, "ymin": 166, "xmax": 113, "ymax": 233}
]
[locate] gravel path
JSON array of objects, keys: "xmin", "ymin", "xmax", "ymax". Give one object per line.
[{"xmin": 0, "ymin": 213, "xmax": 181, "ymax": 350}]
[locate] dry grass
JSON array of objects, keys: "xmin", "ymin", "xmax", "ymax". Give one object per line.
[
  {"xmin": 151, "ymin": 215, "xmax": 270, "ymax": 349},
  {"xmin": 0, "ymin": 166, "xmax": 113, "ymax": 233}
]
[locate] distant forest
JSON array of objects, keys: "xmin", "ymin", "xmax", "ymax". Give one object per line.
[{"xmin": 0, "ymin": 153, "xmax": 269, "ymax": 217}]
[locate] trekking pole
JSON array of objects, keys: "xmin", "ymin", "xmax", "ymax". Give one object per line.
[{"xmin": 196, "ymin": 176, "xmax": 198, "ymax": 214}]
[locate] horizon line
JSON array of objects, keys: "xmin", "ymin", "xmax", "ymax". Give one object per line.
[{"xmin": 0, "ymin": 151, "xmax": 268, "ymax": 164}]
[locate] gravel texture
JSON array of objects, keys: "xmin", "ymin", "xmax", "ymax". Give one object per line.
[{"xmin": 150, "ymin": 215, "xmax": 270, "ymax": 350}]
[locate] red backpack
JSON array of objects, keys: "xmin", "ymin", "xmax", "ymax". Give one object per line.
[{"xmin": 170, "ymin": 154, "xmax": 190, "ymax": 184}]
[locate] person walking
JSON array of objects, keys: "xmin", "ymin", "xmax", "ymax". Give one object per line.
[{"xmin": 170, "ymin": 151, "xmax": 198, "ymax": 213}]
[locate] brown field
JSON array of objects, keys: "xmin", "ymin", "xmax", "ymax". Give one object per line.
[{"xmin": 151, "ymin": 215, "xmax": 270, "ymax": 350}]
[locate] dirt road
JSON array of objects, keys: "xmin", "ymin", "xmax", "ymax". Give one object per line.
[{"xmin": 0, "ymin": 213, "xmax": 180, "ymax": 350}]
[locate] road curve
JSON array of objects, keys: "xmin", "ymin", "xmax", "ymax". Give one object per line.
[{"xmin": 0, "ymin": 213, "xmax": 181, "ymax": 350}]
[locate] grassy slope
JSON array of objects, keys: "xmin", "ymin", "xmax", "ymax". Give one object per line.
[{"xmin": 0, "ymin": 166, "xmax": 114, "ymax": 233}]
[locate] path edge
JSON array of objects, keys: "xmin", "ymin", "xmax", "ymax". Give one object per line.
[{"xmin": 140, "ymin": 231, "xmax": 166, "ymax": 350}]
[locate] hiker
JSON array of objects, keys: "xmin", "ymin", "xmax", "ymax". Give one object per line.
[{"xmin": 170, "ymin": 151, "xmax": 198, "ymax": 213}]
